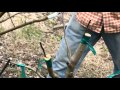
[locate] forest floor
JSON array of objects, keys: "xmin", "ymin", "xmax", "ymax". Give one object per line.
[{"xmin": 0, "ymin": 12, "xmax": 113, "ymax": 78}]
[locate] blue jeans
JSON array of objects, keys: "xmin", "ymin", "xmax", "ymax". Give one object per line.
[{"xmin": 47, "ymin": 13, "xmax": 120, "ymax": 78}]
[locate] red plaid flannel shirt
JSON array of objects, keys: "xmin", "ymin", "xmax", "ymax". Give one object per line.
[{"xmin": 76, "ymin": 12, "xmax": 120, "ymax": 33}]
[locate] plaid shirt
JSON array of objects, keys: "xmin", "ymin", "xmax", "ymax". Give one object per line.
[{"xmin": 76, "ymin": 12, "xmax": 120, "ymax": 33}]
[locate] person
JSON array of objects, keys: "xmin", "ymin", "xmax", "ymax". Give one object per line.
[{"xmin": 47, "ymin": 12, "xmax": 120, "ymax": 78}]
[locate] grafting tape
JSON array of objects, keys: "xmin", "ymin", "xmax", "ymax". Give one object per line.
[{"xmin": 45, "ymin": 59, "xmax": 52, "ymax": 68}]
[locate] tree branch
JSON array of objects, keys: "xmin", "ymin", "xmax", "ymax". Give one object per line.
[
  {"xmin": 0, "ymin": 17, "xmax": 48, "ymax": 36},
  {"xmin": 39, "ymin": 42, "xmax": 59, "ymax": 78},
  {"xmin": 65, "ymin": 20, "xmax": 92, "ymax": 78},
  {"xmin": 0, "ymin": 60, "xmax": 10, "ymax": 76},
  {"xmin": 7, "ymin": 12, "xmax": 15, "ymax": 27},
  {"xmin": 0, "ymin": 12, "xmax": 21, "ymax": 23},
  {"xmin": 40, "ymin": 42, "xmax": 46, "ymax": 57},
  {"xmin": 65, "ymin": 33, "xmax": 91, "ymax": 78},
  {"xmin": 0, "ymin": 12, "xmax": 6, "ymax": 18},
  {"xmin": 53, "ymin": 23, "xmax": 68, "ymax": 30}
]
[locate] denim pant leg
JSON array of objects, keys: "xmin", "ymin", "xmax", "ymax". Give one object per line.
[
  {"xmin": 102, "ymin": 32, "xmax": 120, "ymax": 73},
  {"xmin": 47, "ymin": 13, "xmax": 101, "ymax": 78}
]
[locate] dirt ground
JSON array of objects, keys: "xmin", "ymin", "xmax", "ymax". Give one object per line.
[{"xmin": 0, "ymin": 12, "xmax": 113, "ymax": 78}]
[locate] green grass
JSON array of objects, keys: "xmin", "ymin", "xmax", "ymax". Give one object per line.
[{"xmin": 15, "ymin": 24, "xmax": 43, "ymax": 41}]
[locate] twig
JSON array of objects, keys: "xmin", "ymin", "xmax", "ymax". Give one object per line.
[
  {"xmin": 39, "ymin": 42, "xmax": 59, "ymax": 78},
  {"xmin": 40, "ymin": 42, "xmax": 46, "ymax": 57},
  {"xmin": 0, "ymin": 60, "xmax": 10, "ymax": 76},
  {"xmin": 0, "ymin": 17, "xmax": 48, "ymax": 36},
  {"xmin": 0, "ymin": 12, "xmax": 6, "ymax": 18},
  {"xmin": 61, "ymin": 12, "xmax": 71, "ymax": 62},
  {"xmin": 7, "ymin": 12, "xmax": 15, "ymax": 27},
  {"xmin": 0, "ymin": 12, "xmax": 21, "ymax": 23},
  {"xmin": 53, "ymin": 23, "xmax": 68, "ymax": 30}
]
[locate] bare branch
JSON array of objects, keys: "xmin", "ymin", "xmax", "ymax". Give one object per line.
[
  {"xmin": 61, "ymin": 12, "xmax": 71, "ymax": 62},
  {"xmin": 0, "ymin": 12, "xmax": 21, "ymax": 23},
  {"xmin": 0, "ymin": 17, "xmax": 48, "ymax": 36},
  {"xmin": 0, "ymin": 12, "xmax": 6, "ymax": 18},
  {"xmin": 7, "ymin": 12, "xmax": 15, "ymax": 27},
  {"xmin": 39, "ymin": 42, "xmax": 59, "ymax": 78},
  {"xmin": 53, "ymin": 23, "xmax": 68, "ymax": 30},
  {"xmin": 40, "ymin": 42, "xmax": 46, "ymax": 57},
  {"xmin": 66, "ymin": 43, "xmax": 86, "ymax": 78},
  {"xmin": 66, "ymin": 33, "xmax": 91, "ymax": 78},
  {"xmin": 0, "ymin": 60, "xmax": 10, "ymax": 76}
]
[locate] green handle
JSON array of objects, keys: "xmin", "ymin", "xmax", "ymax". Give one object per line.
[
  {"xmin": 108, "ymin": 70, "xmax": 120, "ymax": 78},
  {"xmin": 80, "ymin": 35, "xmax": 96, "ymax": 55},
  {"xmin": 17, "ymin": 63, "xmax": 26, "ymax": 78}
]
